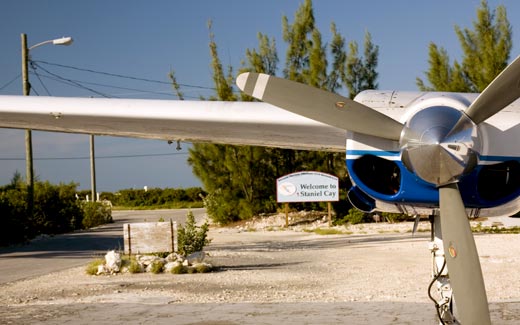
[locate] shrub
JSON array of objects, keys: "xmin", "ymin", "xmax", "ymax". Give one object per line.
[
  {"xmin": 194, "ymin": 263, "xmax": 212, "ymax": 273},
  {"xmin": 128, "ymin": 259, "xmax": 142, "ymax": 274},
  {"xmin": 32, "ymin": 181, "xmax": 83, "ymax": 234},
  {"xmin": 334, "ymin": 208, "xmax": 370, "ymax": 225},
  {"xmin": 82, "ymin": 201, "xmax": 112, "ymax": 228},
  {"xmin": 171, "ymin": 263, "xmax": 186, "ymax": 274},
  {"xmin": 149, "ymin": 260, "xmax": 164, "ymax": 274},
  {"xmin": 177, "ymin": 211, "xmax": 211, "ymax": 256},
  {"xmin": 381, "ymin": 212, "xmax": 409, "ymax": 223},
  {"xmin": 85, "ymin": 259, "xmax": 105, "ymax": 275}
]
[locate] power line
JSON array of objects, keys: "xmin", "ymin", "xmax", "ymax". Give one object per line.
[
  {"xmin": 34, "ymin": 72, "xmax": 203, "ymax": 99},
  {"xmin": 34, "ymin": 60, "xmax": 216, "ymax": 91},
  {"xmin": 0, "ymin": 151, "xmax": 189, "ymax": 161},
  {"xmin": 30, "ymin": 62, "xmax": 52, "ymax": 96},
  {"xmin": 0, "ymin": 74, "xmax": 21, "ymax": 91},
  {"xmin": 31, "ymin": 61, "xmax": 113, "ymax": 98}
]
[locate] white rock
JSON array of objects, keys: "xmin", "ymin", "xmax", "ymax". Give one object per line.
[
  {"xmin": 138, "ymin": 255, "xmax": 160, "ymax": 266},
  {"xmin": 105, "ymin": 250, "xmax": 122, "ymax": 273},
  {"xmin": 96, "ymin": 264, "xmax": 107, "ymax": 275}
]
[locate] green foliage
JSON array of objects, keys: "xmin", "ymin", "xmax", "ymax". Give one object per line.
[
  {"xmin": 177, "ymin": 211, "xmax": 211, "ymax": 256},
  {"xmin": 128, "ymin": 258, "xmax": 142, "ymax": 274},
  {"xmin": 184, "ymin": 0, "xmax": 374, "ymax": 224},
  {"xmin": 417, "ymin": 0, "xmax": 511, "ymax": 92},
  {"xmin": 149, "ymin": 260, "xmax": 164, "ymax": 274},
  {"xmin": 312, "ymin": 228, "xmax": 351, "ymax": 235},
  {"xmin": 32, "ymin": 181, "xmax": 83, "ymax": 235},
  {"xmin": 0, "ymin": 174, "xmax": 113, "ymax": 246},
  {"xmin": 381, "ymin": 212, "xmax": 409, "ymax": 223},
  {"xmin": 171, "ymin": 264, "xmax": 186, "ymax": 274},
  {"xmin": 85, "ymin": 259, "xmax": 104, "ymax": 275},
  {"xmin": 97, "ymin": 187, "xmax": 205, "ymax": 209},
  {"xmin": 194, "ymin": 263, "xmax": 212, "ymax": 273},
  {"xmin": 334, "ymin": 208, "xmax": 370, "ymax": 225},
  {"xmin": 0, "ymin": 185, "xmax": 30, "ymax": 245},
  {"xmin": 82, "ymin": 201, "xmax": 112, "ymax": 229}
]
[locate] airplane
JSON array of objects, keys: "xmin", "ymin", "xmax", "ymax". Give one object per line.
[{"xmin": 1, "ymin": 55, "xmax": 520, "ymax": 324}]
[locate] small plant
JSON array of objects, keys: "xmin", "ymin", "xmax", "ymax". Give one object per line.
[
  {"xmin": 313, "ymin": 228, "xmax": 351, "ymax": 235},
  {"xmin": 128, "ymin": 259, "xmax": 142, "ymax": 274},
  {"xmin": 194, "ymin": 263, "xmax": 212, "ymax": 273},
  {"xmin": 85, "ymin": 258, "xmax": 105, "ymax": 275},
  {"xmin": 149, "ymin": 260, "xmax": 164, "ymax": 274},
  {"xmin": 177, "ymin": 211, "xmax": 211, "ymax": 256},
  {"xmin": 171, "ymin": 263, "xmax": 186, "ymax": 274}
]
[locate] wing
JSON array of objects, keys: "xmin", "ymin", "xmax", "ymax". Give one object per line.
[{"xmin": 0, "ymin": 95, "xmax": 345, "ymax": 152}]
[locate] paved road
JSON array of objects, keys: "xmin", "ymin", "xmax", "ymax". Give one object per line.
[{"xmin": 0, "ymin": 208, "xmax": 206, "ymax": 284}]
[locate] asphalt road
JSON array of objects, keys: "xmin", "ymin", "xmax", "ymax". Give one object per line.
[{"xmin": 0, "ymin": 208, "xmax": 206, "ymax": 284}]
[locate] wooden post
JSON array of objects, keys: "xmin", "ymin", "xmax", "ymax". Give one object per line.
[
  {"xmin": 173, "ymin": 221, "xmax": 178, "ymax": 252},
  {"xmin": 328, "ymin": 202, "xmax": 332, "ymax": 227},
  {"xmin": 285, "ymin": 203, "xmax": 289, "ymax": 227},
  {"xmin": 127, "ymin": 224, "xmax": 132, "ymax": 256}
]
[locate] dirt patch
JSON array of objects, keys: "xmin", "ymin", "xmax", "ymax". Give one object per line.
[{"xmin": 2, "ymin": 219, "xmax": 520, "ymax": 324}]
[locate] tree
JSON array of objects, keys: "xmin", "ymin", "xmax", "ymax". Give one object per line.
[
  {"xmin": 417, "ymin": 0, "xmax": 512, "ymax": 92},
  {"xmin": 184, "ymin": 0, "xmax": 380, "ymax": 223}
]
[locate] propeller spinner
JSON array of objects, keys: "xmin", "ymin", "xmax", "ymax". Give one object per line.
[{"xmin": 236, "ymin": 55, "xmax": 520, "ymax": 324}]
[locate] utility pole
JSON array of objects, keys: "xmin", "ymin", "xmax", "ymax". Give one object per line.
[
  {"xmin": 21, "ymin": 33, "xmax": 34, "ymax": 216},
  {"xmin": 90, "ymin": 134, "xmax": 97, "ymax": 202},
  {"xmin": 20, "ymin": 33, "xmax": 73, "ymax": 213}
]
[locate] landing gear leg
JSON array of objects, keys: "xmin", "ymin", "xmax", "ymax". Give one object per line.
[{"xmin": 428, "ymin": 213, "xmax": 459, "ymax": 325}]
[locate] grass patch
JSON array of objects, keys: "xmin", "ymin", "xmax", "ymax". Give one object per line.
[
  {"xmin": 112, "ymin": 202, "xmax": 203, "ymax": 210},
  {"xmin": 194, "ymin": 263, "xmax": 212, "ymax": 273},
  {"xmin": 171, "ymin": 264, "xmax": 186, "ymax": 274},
  {"xmin": 85, "ymin": 258, "xmax": 105, "ymax": 275},
  {"xmin": 312, "ymin": 228, "xmax": 352, "ymax": 235},
  {"xmin": 472, "ymin": 225, "xmax": 520, "ymax": 234},
  {"xmin": 128, "ymin": 258, "xmax": 142, "ymax": 274},
  {"xmin": 149, "ymin": 260, "xmax": 164, "ymax": 274}
]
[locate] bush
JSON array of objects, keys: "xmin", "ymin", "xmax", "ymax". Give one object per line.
[
  {"xmin": 85, "ymin": 258, "xmax": 105, "ymax": 275},
  {"xmin": 381, "ymin": 212, "xmax": 409, "ymax": 223},
  {"xmin": 128, "ymin": 259, "xmax": 142, "ymax": 274},
  {"xmin": 177, "ymin": 211, "xmax": 211, "ymax": 256},
  {"xmin": 82, "ymin": 201, "xmax": 112, "ymax": 228},
  {"xmin": 171, "ymin": 264, "xmax": 186, "ymax": 274},
  {"xmin": 32, "ymin": 181, "xmax": 83, "ymax": 234},
  {"xmin": 149, "ymin": 260, "xmax": 164, "ymax": 274},
  {"xmin": 334, "ymin": 208, "xmax": 370, "ymax": 225}
]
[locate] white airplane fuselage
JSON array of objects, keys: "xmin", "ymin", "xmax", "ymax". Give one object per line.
[{"xmin": 347, "ymin": 90, "xmax": 520, "ymax": 217}]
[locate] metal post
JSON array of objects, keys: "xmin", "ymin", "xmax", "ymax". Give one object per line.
[
  {"xmin": 21, "ymin": 33, "xmax": 34, "ymax": 217},
  {"xmin": 90, "ymin": 134, "xmax": 97, "ymax": 202}
]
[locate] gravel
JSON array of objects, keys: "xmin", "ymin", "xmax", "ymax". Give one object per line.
[{"xmin": 1, "ymin": 218, "xmax": 520, "ymax": 324}]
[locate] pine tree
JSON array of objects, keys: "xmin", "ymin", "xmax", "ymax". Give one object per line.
[
  {"xmin": 184, "ymin": 0, "xmax": 379, "ymax": 223},
  {"xmin": 417, "ymin": 0, "xmax": 511, "ymax": 92}
]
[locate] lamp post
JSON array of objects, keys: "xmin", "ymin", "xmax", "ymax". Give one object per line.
[{"xmin": 21, "ymin": 33, "xmax": 73, "ymax": 215}]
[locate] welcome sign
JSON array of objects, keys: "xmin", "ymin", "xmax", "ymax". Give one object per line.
[{"xmin": 277, "ymin": 171, "xmax": 339, "ymax": 203}]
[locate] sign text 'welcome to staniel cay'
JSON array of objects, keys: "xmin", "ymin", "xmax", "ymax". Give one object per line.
[{"xmin": 277, "ymin": 171, "xmax": 339, "ymax": 203}]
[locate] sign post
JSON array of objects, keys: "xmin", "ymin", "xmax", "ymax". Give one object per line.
[{"xmin": 277, "ymin": 171, "xmax": 339, "ymax": 227}]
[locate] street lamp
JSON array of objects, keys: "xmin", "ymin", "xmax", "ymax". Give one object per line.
[{"xmin": 21, "ymin": 33, "xmax": 73, "ymax": 216}]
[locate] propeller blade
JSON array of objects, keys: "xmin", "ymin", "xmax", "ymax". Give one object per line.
[
  {"xmin": 236, "ymin": 72, "xmax": 403, "ymax": 140},
  {"xmin": 439, "ymin": 183, "xmax": 491, "ymax": 325},
  {"xmin": 465, "ymin": 55, "xmax": 520, "ymax": 124}
]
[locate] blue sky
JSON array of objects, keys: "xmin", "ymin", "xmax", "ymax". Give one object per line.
[{"xmin": 1, "ymin": 0, "xmax": 520, "ymax": 192}]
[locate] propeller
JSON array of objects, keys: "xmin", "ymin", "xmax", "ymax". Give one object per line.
[
  {"xmin": 236, "ymin": 72, "xmax": 403, "ymax": 140},
  {"xmin": 236, "ymin": 55, "xmax": 520, "ymax": 324},
  {"xmin": 439, "ymin": 184, "xmax": 490, "ymax": 324}
]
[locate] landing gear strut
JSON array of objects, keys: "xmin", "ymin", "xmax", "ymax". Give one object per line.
[{"xmin": 428, "ymin": 213, "xmax": 459, "ymax": 325}]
